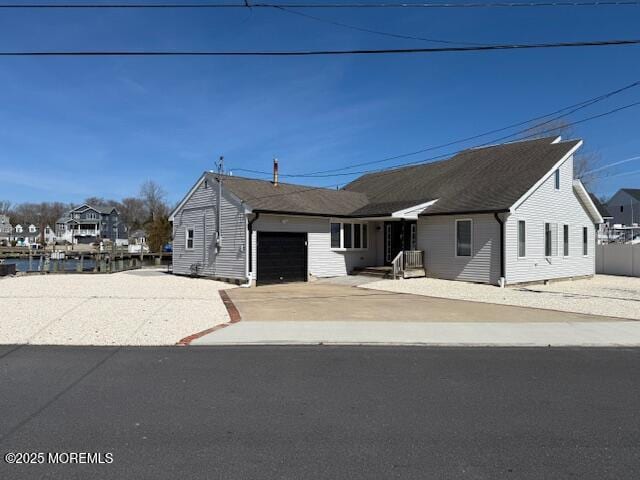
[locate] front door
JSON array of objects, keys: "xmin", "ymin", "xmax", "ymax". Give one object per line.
[{"xmin": 384, "ymin": 221, "xmax": 416, "ymax": 265}]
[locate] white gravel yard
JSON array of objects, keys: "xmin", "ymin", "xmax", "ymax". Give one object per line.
[
  {"xmin": 0, "ymin": 269, "xmax": 234, "ymax": 345},
  {"xmin": 364, "ymin": 275, "xmax": 640, "ymax": 321}
]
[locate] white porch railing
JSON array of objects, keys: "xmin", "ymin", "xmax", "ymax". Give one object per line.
[
  {"xmin": 404, "ymin": 250, "xmax": 423, "ymax": 269},
  {"xmin": 392, "ymin": 250, "xmax": 424, "ymax": 279}
]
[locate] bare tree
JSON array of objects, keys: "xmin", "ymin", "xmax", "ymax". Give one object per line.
[
  {"xmin": 84, "ymin": 196, "xmax": 119, "ymax": 209},
  {"xmin": 0, "ymin": 200, "xmax": 11, "ymax": 215},
  {"xmin": 118, "ymin": 197, "xmax": 146, "ymax": 232},
  {"xmin": 525, "ymin": 119, "xmax": 600, "ymax": 189},
  {"xmin": 139, "ymin": 180, "xmax": 167, "ymax": 222}
]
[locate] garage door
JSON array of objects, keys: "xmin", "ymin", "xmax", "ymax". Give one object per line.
[{"xmin": 257, "ymin": 232, "xmax": 307, "ymax": 286}]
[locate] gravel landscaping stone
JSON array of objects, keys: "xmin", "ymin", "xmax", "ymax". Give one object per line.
[
  {"xmin": 0, "ymin": 269, "xmax": 234, "ymax": 345},
  {"xmin": 364, "ymin": 275, "xmax": 640, "ymax": 320}
]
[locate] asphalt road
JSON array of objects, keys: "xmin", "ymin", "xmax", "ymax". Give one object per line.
[{"xmin": 1, "ymin": 345, "xmax": 639, "ymax": 479}]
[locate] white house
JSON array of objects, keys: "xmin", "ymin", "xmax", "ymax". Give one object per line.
[{"xmin": 169, "ymin": 137, "xmax": 603, "ymax": 287}]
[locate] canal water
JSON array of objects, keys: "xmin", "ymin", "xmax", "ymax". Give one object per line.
[
  {"xmin": 2, "ymin": 257, "xmax": 97, "ymax": 272},
  {"xmin": 2, "ymin": 256, "xmax": 169, "ymax": 272}
]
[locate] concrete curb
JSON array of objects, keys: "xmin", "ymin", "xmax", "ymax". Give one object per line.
[{"xmin": 176, "ymin": 290, "xmax": 242, "ymax": 346}]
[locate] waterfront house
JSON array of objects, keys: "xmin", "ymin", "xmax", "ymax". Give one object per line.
[
  {"xmin": 56, "ymin": 204, "xmax": 127, "ymax": 245},
  {"xmin": 0, "ymin": 215, "xmax": 12, "ymax": 246},
  {"xmin": 169, "ymin": 137, "xmax": 603, "ymax": 286},
  {"xmin": 11, "ymin": 224, "xmax": 40, "ymax": 247},
  {"xmin": 127, "ymin": 229, "xmax": 149, "ymax": 253}
]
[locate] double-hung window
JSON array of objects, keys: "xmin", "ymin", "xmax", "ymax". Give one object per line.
[
  {"xmin": 518, "ymin": 220, "xmax": 526, "ymax": 258},
  {"xmin": 545, "ymin": 222, "xmax": 558, "ymax": 257},
  {"xmin": 455, "ymin": 219, "xmax": 472, "ymax": 257},
  {"xmin": 185, "ymin": 228, "xmax": 194, "ymax": 250}
]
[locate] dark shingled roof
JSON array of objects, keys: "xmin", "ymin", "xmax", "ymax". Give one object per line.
[
  {"xmin": 620, "ymin": 188, "xmax": 640, "ymax": 202},
  {"xmin": 206, "ymin": 172, "xmax": 369, "ymax": 217},
  {"xmin": 344, "ymin": 137, "xmax": 581, "ymax": 216},
  {"xmin": 189, "ymin": 137, "xmax": 581, "ymax": 218},
  {"xmin": 588, "ymin": 192, "xmax": 612, "ymax": 218}
]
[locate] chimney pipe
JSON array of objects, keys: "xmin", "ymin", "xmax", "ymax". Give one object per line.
[{"xmin": 273, "ymin": 158, "xmax": 279, "ymax": 186}]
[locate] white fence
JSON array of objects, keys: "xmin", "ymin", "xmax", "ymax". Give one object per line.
[{"xmin": 596, "ymin": 244, "xmax": 640, "ymax": 277}]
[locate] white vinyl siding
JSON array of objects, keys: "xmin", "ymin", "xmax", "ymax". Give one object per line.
[
  {"xmin": 505, "ymin": 154, "xmax": 596, "ymax": 284},
  {"xmin": 172, "ymin": 178, "xmax": 247, "ymax": 280},
  {"xmin": 418, "ymin": 214, "xmax": 500, "ymax": 284},
  {"xmin": 251, "ymin": 215, "xmax": 379, "ymax": 278}
]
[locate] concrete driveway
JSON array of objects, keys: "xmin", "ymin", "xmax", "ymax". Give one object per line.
[{"xmin": 225, "ymin": 281, "xmax": 613, "ymax": 323}]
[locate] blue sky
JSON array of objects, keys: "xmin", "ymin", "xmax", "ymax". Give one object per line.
[{"xmin": 0, "ymin": 2, "xmax": 639, "ymax": 206}]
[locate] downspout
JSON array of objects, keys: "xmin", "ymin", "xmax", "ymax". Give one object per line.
[
  {"xmin": 246, "ymin": 212, "xmax": 260, "ymax": 285},
  {"xmin": 494, "ymin": 212, "xmax": 506, "ymax": 288}
]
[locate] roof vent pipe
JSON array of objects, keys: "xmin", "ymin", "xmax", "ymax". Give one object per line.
[{"xmin": 273, "ymin": 158, "xmax": 279, "ymax": 186}]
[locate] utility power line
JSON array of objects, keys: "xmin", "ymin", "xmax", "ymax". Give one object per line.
[
  {"xmin": 274, "ymin": 6, "xmax": 492, "ymax": 46},
  {"xmin": 241, "ymin": 98, "xmax": 640, "ymax": 201},
  {"xmin": 2, "ymin": 1, "xmax": 639, "ymax": 8},
  {"xmin": 231, "ymin": 79, "xmax": 640, "ymax": 178},
  {"xmin": 1, "ymin": 39, "xmax": 639, "ymax": 56}
]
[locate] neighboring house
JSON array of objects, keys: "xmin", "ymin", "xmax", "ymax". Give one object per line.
[
  {"xmin": 11, "ymin": 223, "xmax": 40, "ymax": 247},
  {"xmin": 588, "ymin": 193, "xmax": 614, "ymax": 244},
  {"xmin": 56, "ymin": 204, "xmax": 127, "ymax": 245},
  {"xmin": 128, "ymin": 229, "xmax": 149, "ymax": 253},
  {"xmin": 606, "ymin": 189, "xmax": 640, "ymax": 226},
  {"xmin": 0, "ymin": 214, "xmax": 12, "ymax": 245},
  {"xmin": 43, "ymin": 225, "xmax": 57, "ymax": 244},
  {"xmin": 169, "ymin": 137, "xmax": 603, "ymax": 286}
]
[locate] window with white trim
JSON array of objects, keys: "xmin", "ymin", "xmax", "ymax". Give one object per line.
[
  {"xmin": 353, "ymin": 223, "xmax": 361, "ymax": 249},
  {"xmin": 330, "ymin": 222, "xmax": 368, "ymax": 250},
  {"xmin": 330, "ymin": 223, "xmax": 341, "ymax": 249},
  {"xmin": 517, "ymin": 220, "xmax": 526, "ymax": 258},
  {"xmin": 554, "ymin": 169, "xmax": 560, "ymax": 190},
  {"xmin": 362, "ymin": 224, "xmax": 368, "ymax": 249},
  {"xmin": 563, "ymin": 224, "xmax": 569, "ymax": 256},
  {"xmin": 583, "ymin": 227, "xmax": 588, "ymax": 256},
  {"xmin": 343, "ymin": 223, "xmax": 352, "ymax": 249},
  {"xmin": 185, "ymin": 228, "xmax": 194, "ymax": 250},
  {"xmin": 545, "ymin": 222, "xmax": 558, "ymax": 257},
  {"xmin": 455, "ymin": 219, "xmax": 472, "ymax": 257}
]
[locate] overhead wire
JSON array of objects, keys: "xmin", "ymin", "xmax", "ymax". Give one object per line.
[{"xmin": 231, "ymin": 79, "xmax": 640, "ymax": 178}]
